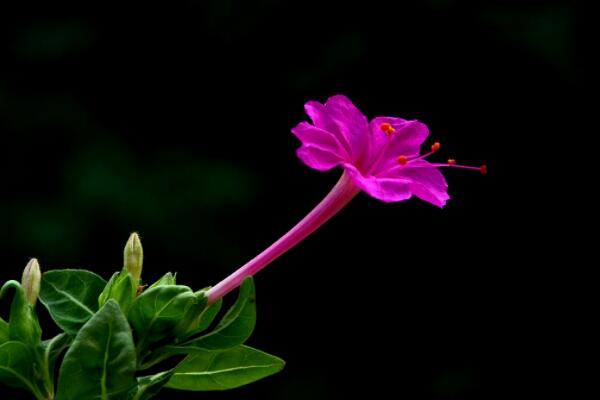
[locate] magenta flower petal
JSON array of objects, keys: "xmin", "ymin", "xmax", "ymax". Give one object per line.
[
  {"xmin": 296, "ymin": 144, "xmax": 344, "ymax": 171},
  {"xmin": 366, "ymin": 118, "xmax": 429, "ymax": 175},
  {"xmin": 382, "ymin": 161, "xmax": 449, "ymax": 207},
  {"xmin": 322, "ymin": 95, "xmax": 370, "ymax": 162},
  {"xmin": 304, "ymin": 101, "xmax": 340, "ymax": 135},
  {"xmin": 367, "ymin": 116, "xmax": 410, "ymax": 159},
  {"xmin": 403, "ymin": 167, "xmax": 449, "ymax": 207},
  {"xmin": 291, "ymin": 121, "xmax": 347, "ymax": 162},
  {"xmin": 343, "ymin": 163, "xmax": 412, "ymax": 203},
  {"xmin": 304, "ymin": 100, "xmax": 352, "ymax": 158},
  {"xmin": 304, "ymin": 95, "xmax": 369, "ymax": 163}
]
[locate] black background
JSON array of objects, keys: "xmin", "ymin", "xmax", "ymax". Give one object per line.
[{"xmin": 1, "ymin": 1, "xmax": 579, "ymax": 399}]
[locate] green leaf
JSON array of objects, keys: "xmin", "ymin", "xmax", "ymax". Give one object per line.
[
  {"xmin": 56, "ymin": 300, "xmax": 136, "ymax": 400},
  {"xmin": 128, "ymin": 370, "xmax": 174, "ymax": 400},
  {"xmin": 166, "ymin": 345, "xmax": 284, "ymax": 391},
  {"xmin": 168, "ymin": 277, "xmax": 256, "ymax": 352},
  {"xmin": 128, "ymin": 285, "xmax": 195, "ymax": 351},
  {"xmin": 41, "ymin": 333, "xmax": 72, "ymax": 386},
  {"xmin": 0, "ymin": 280, "xmax": 42, "ymax": 347},
  {"xmin": 148, "ymin": 272, "xmax": 176, "ymax": 289},
  {"xmin": 173, "ymin": 290, "xmax": 208, "ymax": 340},
  {"xmin": 0, "ymin": 318, "xmax": 9, "ymax": 344},
  {"xmin": 138, "ymin": 294, "xmax": 224, "ymax": 370},
  {"xmin": 185, "ymin": 296, "xmax": 222, "ymax": 337},
  {"xmin": 98, "ymin": 271, "xmax": 137, "ymax": 313},
  {"xmin": 0, "ymin": 341, "xmax": 44, "ymax": 398},
  {"xmin": 39, "ymin": 269, "xmax": 107, "ymax": 335}
]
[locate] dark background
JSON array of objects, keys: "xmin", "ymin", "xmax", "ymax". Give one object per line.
[{"xmin": 1, "ymin": 0, "xmax": 579, "ymax": 399}]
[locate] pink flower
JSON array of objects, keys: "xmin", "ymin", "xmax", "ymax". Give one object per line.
[
  {"xmin": 206, "ymin": 95, "xmax": 484, "ymax": 302},
  {"xmin": 293, "ymin": 95, "xmax": 483, "ymax": 207}
]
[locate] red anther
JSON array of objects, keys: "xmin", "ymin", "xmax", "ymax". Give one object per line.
[
  {"xmin": 397, "ymin": 155, "xmax": 408, "ymax": 165},
  {"xmin": 431, "ymin": 142, "xmax": 440, "ymax": 152},
  {"xmin": 480, "ymin": 165, "xmax": 487, "ymax": 175},
  {"xmin": 380, "ymin": 123, "xmax": 396, "ymax": 135},
  {"xmin": 447, "ymin": 159, "xmax": 456, "ymax": 165}
]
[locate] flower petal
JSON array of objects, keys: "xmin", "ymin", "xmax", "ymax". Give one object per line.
[
  {"xmin": 297, "ymin": 145, "xmax": 343, "ymax": 171},
  {"xmin": 304, "ymin": 100, "xmax": 352, "ymax": 157},
  {"xmin": 292, "ymin": 122, "xmax": 348, "ymax": 160},
  {"xmin": 382, "ymin": 161, "xmax": 449, "ymax": 207},
  {"xmin": 304, "ymin": 96, "xmax": 369, "ymax": 164},
  {"xmin": 343, "ymin": 163, "xmax": 412, "ymax": 203},
  {"xmin": 304, "ymin": 101, "xmax": 339, "ymax": 137},
  {"xmin": 324, "ymin": 95, "xmax": 370, "ymax": 162},
  {"xmin": 367, "ymin": 118, "xmax": 429, "ymax": 175}
]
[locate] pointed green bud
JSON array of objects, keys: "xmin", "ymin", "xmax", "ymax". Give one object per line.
[
  {"xmin": 21, "ymin": 258, "xmax": 41, "ymax": 305},
  {"xmin": 124, "ymin": 232, "xmax": 143, "ymax": 282}
]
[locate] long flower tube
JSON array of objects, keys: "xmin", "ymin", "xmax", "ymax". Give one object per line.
[
  {"xmin": 206, "ymin": 172, "xmax": 359, "ymax": 302},
  {"xmin": 206, "ymin": 95, "xmax": 485, "ymax": 302}
]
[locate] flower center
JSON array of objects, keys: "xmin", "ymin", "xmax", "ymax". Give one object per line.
[{"xmin": 397, "ymin": 141, "xmax": 487, "ymax": 174}]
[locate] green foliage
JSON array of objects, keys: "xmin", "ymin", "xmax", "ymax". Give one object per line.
[
  {"xmin": 0, "ymin": 281, "xmax": 42, "ymax": 347},
  {"xmin": 190, "ymin": 297, "xmax": 222, "ymax": 334},
  {"xmin": 99, "ymin": 270, "xmax": 137, "ymax": 313},
  {"xmin": 162, "ymin": 277, "xmax": 255, "ymax": 353},
  {"xmin": 0, "ymin": 341, "xmax": 40, "ymax": 394},
  {"xmin": 179, "ymin": 294, "xmax": 223, "ymax": 339},
  {"xmin": 166, "ymin": 345, "xmax": 284, "ymax": 391},
  {"xmin": 148, "ymin": 272, "xmax": 176, "ymax": 289},
  {"xmin": 0, "ymin": 282, "xmax": 48, "ymax": 399},
  {"xmin": 41, "ymin": 333, "xmax": 72, "ymax": 388},
  {"xmin": 128, "ymin": 285, "xmax": 196, "ymax": 353},
  {"xmin": 0, "ymin": 319, "xmax": 9, "ymax": 343},
  {"xmin": 172, "ymin": 290, "xmax": 208, "ymax": 340},
  {"xmin": 1, "ymin": 241, "xmax": 283, "ymax": 399},
  {"xmin": 56, "ymin": 300, "xmax": 136, "ymax": 400},
  {"xmin": 128, "ymin": 371, "xmax": 174, "ymax": 400},
  {"xmin": 39, "ymin": 269, "xmax": 107, "ymax": 335}
]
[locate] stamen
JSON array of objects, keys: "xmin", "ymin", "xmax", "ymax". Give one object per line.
[
  {"xmin": 395, "ymin": 141, "xmax": 485, "ymax": 176},
  {"xmin": 430, "ymin": 162, "xmax": 486, "ymax": 173},
  {"xmin": 380, "ymin": 122, "xmax": 396, "ymax": 135},
  {"xmin": 407, "ymin": 141, "xmax": 442, "ymax": 163},
  {"xmin": 407, "ymin": 142, "xmax": 439, "ymax": 162}
]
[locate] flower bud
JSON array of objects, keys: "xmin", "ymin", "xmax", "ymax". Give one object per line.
[
  {"xmin": 124, "ymin": 232, "xmax": 143, "ymax": 282},
  {"xmin": 21, "ymin": 258, "xmax": 41, "ymax": 305}
]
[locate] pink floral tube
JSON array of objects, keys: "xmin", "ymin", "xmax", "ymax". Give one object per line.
[{"xmin": 206, "ymin": 95, "xmax": 485, "ymax": 302}]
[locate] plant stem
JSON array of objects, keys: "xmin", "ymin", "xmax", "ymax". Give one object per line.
[{"xmin": 206, "ymin": 171, "xmax": 360, "ymax": 303}]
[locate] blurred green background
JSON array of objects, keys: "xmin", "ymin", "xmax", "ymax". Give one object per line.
[{"xmin": 1, "ymin": 0, "xmax": 578, "ymax": 399}]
